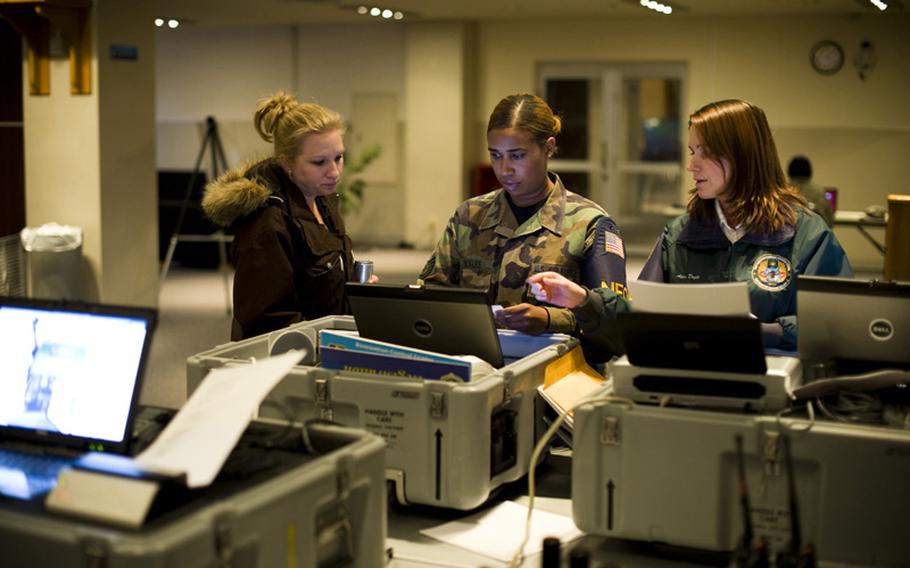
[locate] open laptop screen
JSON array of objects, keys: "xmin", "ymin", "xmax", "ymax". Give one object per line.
[
  {"xmin": 0, "ymin": 298, "xmax": 156, "ymax": 454},
  {"xmin": 346, "ymin": 283, "xmax": 504, "ymax": 368},
  {"xmin": 798, "ymin": 276, "xmax": 910, "ymax": 370}
]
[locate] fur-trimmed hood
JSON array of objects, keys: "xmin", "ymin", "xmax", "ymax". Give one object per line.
[{"xmin": 202, "ymin": 160, "xmax": 279, "ymax": 228}]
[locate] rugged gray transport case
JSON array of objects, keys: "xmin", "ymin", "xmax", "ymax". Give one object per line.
[
  {"xmin": 187, "ymin": 315, "xmax": 578, "ymax": 510},
  {"xmin": 571, "ymin": 401, "xmax": 910, "ymax": 567},
  {"xmin": 0, "ymin": 415, "xmax": 387, "ymax": 567}
]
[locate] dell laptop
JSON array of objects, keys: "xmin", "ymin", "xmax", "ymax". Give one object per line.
[
  {"xmin": 346, "ymin": 283, "xmax": 504, "ymax": 368},
  {"xmin": 798, "ymin": 275, "xmax": 910, "ymax": 372},
  {"xmin": 0, "ymin": 297, "xmax": 156, "ymax": 500}
]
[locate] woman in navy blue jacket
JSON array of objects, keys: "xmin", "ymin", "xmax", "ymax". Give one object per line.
[{"xmin": 527, "ymin": 99, "xmax": 852, "ymax": 355}]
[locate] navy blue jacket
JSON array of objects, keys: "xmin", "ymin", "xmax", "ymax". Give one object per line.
[{"xmin": 572, "ymin": 207, "xmax": 852, "ymax": 355}]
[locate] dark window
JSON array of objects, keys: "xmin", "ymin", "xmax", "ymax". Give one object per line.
[{"xmin": 545, "ymin": 80, "xmax": 588, "ymax": 161}]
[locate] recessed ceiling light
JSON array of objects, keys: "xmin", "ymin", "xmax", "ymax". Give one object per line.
[
  {"xmin": 356, "ymin": 5, "xmax": 406, "ymax": 21},
  {"xmin": 639, "ymin": 0, "xmax": 673, "ymax": 15}
]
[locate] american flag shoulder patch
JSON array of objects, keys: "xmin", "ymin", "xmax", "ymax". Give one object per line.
[{"xmin": 604, "ymin": 232, "xmax": 625, "ymax": 259}]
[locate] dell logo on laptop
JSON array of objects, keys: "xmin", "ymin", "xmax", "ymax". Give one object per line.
[
  {"xmin": 413, "ymin": 319, "xmax": 433, "ymax": 337},
  {"xmin": 869, "ymin": 319, "xmax": 894, "ymax": 341}
]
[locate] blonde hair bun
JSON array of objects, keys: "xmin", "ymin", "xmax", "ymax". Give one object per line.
[
  {"xmin": 254, "ymin": 91, "xmax": 299, "ymax": 143},
  {"xmin": 252, "ymin": 91, "xmax": 344, "ymax": 161}
]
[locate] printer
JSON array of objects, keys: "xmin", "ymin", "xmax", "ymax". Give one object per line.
[{"xmin": 610, "ymin": 311, "xmax": 802, "ymax": 411}]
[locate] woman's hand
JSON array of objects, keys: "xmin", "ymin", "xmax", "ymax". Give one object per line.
[
  {"xmin": 494, "ymin": 303, "xmax": 549, "ymax": 334},
  {"xmin": 367, "ymin": 274, "xmax": 380, "ymax": 284},
  {"xmin": 526, "ymin": 271, "xmax": 587, "ymax": 308}
]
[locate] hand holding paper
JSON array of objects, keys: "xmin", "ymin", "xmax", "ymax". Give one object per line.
[{"xmin": 526, "ymin": 272, "xmax": 587, "ymax": 308}]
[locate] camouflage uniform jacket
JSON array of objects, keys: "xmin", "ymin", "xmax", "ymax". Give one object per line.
[{"xmin": 419, "ymin": 174, "xmax": 629, "ymax": 336}]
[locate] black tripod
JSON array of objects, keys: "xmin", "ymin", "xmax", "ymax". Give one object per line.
[{"xmin": 159, "ymin": 116, "xmax": 233, "ymax": 313}]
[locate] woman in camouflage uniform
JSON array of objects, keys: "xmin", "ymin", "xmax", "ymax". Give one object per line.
[
  {"xmin": 419, "ymin": 93, "xmax": 629, "ymax": 361},
  {"xmin": 527, "ymin": 99, "xmax": 852, "ymax": 354}
]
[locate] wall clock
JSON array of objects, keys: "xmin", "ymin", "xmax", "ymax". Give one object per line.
[{"xmin": 810, "ymin": 40, "xmax": 844, "ymax": 75}]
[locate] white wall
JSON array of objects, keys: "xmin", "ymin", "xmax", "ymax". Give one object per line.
[
  {"xmin": 24, "ymin": 0, "xmax": 157, "ymax": 305},
  {"xmin": 403, "ymin": 22, "xmax": 474, "ymax": 248},
  {"xmin": 98, "ymin": 0, "xmax": 158, "ymax": 305},
  {"xmin": 296, "ymin": 24, "xmax": 407, "ymax": 246},
  {"xmin": 295, "ymin": 24, "xmax": 406, "ymax": 119},
  {"xmin": 155, "ymin": 24, "xmax": 297, "ymax": 173}
]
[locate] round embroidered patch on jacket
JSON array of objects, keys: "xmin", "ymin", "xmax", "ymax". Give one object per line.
[{"xmin": 751, "ymin": 254, "xmax": 792, "ymax": 291}]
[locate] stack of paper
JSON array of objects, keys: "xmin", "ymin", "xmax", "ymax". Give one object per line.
[
  {"xmin": 628, "ymin": 279, "xmax": 751, "ymax": 316},
  {"xmin": 136, "ymin": 351, "xmax": 304, "ymax": 487}
]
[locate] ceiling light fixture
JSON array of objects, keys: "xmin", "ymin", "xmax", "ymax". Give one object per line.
[
  {"xmin": 356, "ymin": 5, "xmax": 406, "ymax": 21},
  {"xmin": 154, "ymin": 17, "xmax": 181, "ymax": 28},
  {"xmin": 640, "ymin": 0, "xmax": 673, "ymax": 14},
  {"xmin": 869, "ymin": 0, "xmax": 888, "ymax": 10}
]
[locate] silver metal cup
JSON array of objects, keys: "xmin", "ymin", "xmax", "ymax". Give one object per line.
[{"xmin": 353, "ymin": 260, "xmax": 374, "ymax": 283}]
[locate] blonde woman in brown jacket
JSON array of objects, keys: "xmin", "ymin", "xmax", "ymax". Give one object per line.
[{"xmin": 203, "ymin": 92, "xmax": 372, "ymax": 341}]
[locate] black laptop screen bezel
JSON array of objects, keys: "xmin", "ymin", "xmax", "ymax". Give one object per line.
[
  {"xmin": 618, "ymin": 311, "xmax": 767, "ymax": 375},
  {"xmin": 0, "ymin": 296, "xmax": 157, "ymax": 455}
]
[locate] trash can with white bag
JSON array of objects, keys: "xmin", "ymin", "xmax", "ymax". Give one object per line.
[{"xmin": 20, "ymin": 223, "xmax": 83, "ymax": 300}]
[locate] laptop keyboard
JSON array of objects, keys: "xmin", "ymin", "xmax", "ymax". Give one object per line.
[{"xmin": 0, "ymin": 449, "xmax": 70, "ymax": 497}]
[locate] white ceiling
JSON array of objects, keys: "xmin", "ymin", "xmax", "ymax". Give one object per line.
[{"xmin": 152, "ymin": 0, "xmax": 905, "ymax": 28}]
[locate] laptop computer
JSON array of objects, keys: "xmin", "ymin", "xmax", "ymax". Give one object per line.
[
  {"xmin": 617, "ymin": 311, "xmax": 767, "ymax": 374},
  {"xmin": 346, "ymin": 283, "xmax": 504, "ymax": 368},
  {"xmin": 0, "ymin": 297, "xmax": 156, "ymax": 500},
  {"xmin": 798, "ymin": 275, "xmax": 910, "ymax": 371}
]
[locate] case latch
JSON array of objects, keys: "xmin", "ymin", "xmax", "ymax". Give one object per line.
[
  {"xmin": 601, "ymin": 415, "xmax": 621, "ymax": 446},
  {"xmin": 762, "ymin": 429, "xmax": 782, "ymax": 476},
  {"xmin": 315, "ymin": 377, "xmax": 333, "ymax": 421},
  {"xmin": 430, "ymin": 391, "xmax": 446, "ymax": 419},
  {"xmin": 335, "ymin": 455, "xmax": 352, "ymax": 502},
  {"xmin": 213, "ymin": 511, "xmax": 236, "ymax": 564},
  {"xmin": 315, "ymin": 456, "xmax": 354, "ymax": 567},
  {"xmin": 81, "ymin": 537, "xmax": 109, "ymax": 568}
]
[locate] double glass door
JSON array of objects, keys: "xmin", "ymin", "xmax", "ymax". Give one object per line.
[{"xmin": 539, "ymin": 63, "xmax": 687, "ymax": 254}]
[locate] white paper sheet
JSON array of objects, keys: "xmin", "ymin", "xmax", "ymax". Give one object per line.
[
  {"xmin": 629, "ymin": 279, "xmax": 751, "ymax": 316},
  {"xmin": 420, "ymin": 500, "xmax": 583, "ymax": 562},
  {"xmin": 135, "ymin": 350, "xmax": 304, "ymax": 487}
]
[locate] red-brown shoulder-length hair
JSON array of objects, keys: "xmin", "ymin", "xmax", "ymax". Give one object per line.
[{"xmin": 687, "ymin": 99, "xmax": 806, "ymax": 234}]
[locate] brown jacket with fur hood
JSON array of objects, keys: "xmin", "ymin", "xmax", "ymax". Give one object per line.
[{"xmin": 203, "ymin": 158, "xmax": 354, "ymax": 340}]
